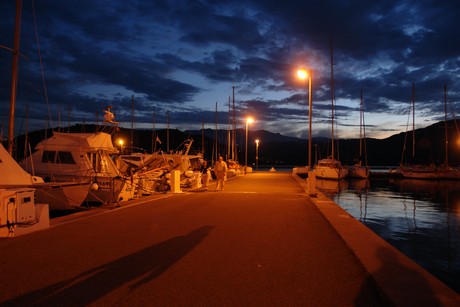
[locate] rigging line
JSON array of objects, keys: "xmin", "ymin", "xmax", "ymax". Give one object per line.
[{"xmin": 32, "ymin": 0, "xmax": 53, "ymax": 128}]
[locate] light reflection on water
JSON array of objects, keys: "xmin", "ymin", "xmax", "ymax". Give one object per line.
[{"xmin": 319, "ymin": 178, "xmax": 460, "ymax": 294}]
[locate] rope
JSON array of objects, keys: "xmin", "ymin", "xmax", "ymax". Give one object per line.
[{"xmin": 32, "ymin": 0, "xmax": 53, "ymax": 132}]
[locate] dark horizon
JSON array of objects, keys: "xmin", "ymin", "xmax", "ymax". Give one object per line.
[{"xmin": 10, "ymin": 118, "xmax": 460, "ymax": 167}]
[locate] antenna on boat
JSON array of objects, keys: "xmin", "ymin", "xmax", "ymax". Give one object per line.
[{"xmin": 103, "ymin": 105, "xmax": 119, "ymax": 130}]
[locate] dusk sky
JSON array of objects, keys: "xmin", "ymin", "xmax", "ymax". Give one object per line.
[{"xmin": 1, "ymin": 0, "xmax": 459, "ymax": 140}]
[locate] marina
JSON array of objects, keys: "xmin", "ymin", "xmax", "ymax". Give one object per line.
[{"xmin": 1, "ymin": 2, "xmax": 460, "ymax": 304}]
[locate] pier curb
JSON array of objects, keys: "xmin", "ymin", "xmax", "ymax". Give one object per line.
[{"xmin": 291, "ymin": 173, "xmax": 460, "ymax": 305}]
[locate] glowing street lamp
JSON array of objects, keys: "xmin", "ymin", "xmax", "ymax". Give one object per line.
[
  {"xmin": 297, "ymin": 68, "xmax": 313, "ymax": 171},
  {"xmin": 255, "ymin": 139, "xmax": 260, "ymax": 171},
  {"xmin": 245, "ymin": 117, "xmax": 254, "ymax": 174}
]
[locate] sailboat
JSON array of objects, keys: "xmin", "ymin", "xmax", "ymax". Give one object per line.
[
  {"xmin": 400, "ymin": 85, "xmax": 460, "ymax": 180},
  {"xmin": 314, "ymin": 41, "xmax": 349, "ymax": 180},
  {"xmin": 398, "ymin": 83, "xmax": 436, "ymax": 179},
  {"xmin": 0, "ymin": 142, "xmax": 51, "ymax": 237},
  {"xmin": 348, "ymin": 90, "xmax": 370, "ymax": 178}
]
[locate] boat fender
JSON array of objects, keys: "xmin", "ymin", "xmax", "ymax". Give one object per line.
[
  {"xmin": 91, "ymin": 182, "xmax": 99, "ymax": 191},
  {"xmin": 32, "ymin": 176, "xmax": 45, "ymax": 183}
]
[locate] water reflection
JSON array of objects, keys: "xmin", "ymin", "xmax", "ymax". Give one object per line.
[
  {"xmin": 317, "ymin": 178, "xmax": 460, "ymax": 294},
  {"xmin": 315, "ymin": 179, "xmax": 349, "ymax": 195}
]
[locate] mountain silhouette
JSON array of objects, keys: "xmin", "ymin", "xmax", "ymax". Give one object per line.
[{"xmin": 9, "ymin": 120, "xmax": 460, "ymax": 167}]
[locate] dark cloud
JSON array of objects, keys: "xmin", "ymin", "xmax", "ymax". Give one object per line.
[{"xmin": 1, "ymin": 0, "xmax": 459, "ymax": 139}]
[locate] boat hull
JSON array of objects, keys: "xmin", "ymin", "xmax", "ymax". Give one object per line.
[
  {"xmin": 401, "ymin": 167, "xmax": 460, "ymax": 180},
  {"xmin": 314, "ymin": 166, "xmax": 349, "ymax": 180},
  {"xmin": 33, "ymin": 182, "xmax": 91, "ymax": 210},
  {"xmin": 86, "ymin": 177, "xmax": 126, "ymax": 204},
  {"xmin": 314, "ymin": 159, "xmax": 349, "ymax": 180}
]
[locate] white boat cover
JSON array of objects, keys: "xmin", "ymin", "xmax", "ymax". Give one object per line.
[
  {"xmin": 34, "ymin": 132, "xmax": 118, "ymax": 153},
  {"xmin": 0, "ymin": 143, "xmax": 34, "ymax": 185}
]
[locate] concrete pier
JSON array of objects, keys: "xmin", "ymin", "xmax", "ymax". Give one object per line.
[{"xmin": 0, "ymin": 172, "xmax": 458, "ymax": 305}]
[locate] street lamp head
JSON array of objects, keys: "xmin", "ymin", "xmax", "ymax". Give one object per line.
[
  {"xmin": 255, "ymin": 139, "xmax": 259, "ymax": 145},
  {"xmin": 246, "ymin": 117, "xmax": 254, "ymax": 124},
  {"xmin": 297, "ymin": 68, "xmax": 308, "ymax": 80}
]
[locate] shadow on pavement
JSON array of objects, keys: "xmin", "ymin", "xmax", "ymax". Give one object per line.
[{"xmin": 3, "ymin": 225, "xmax": 214, "ymax": 306}]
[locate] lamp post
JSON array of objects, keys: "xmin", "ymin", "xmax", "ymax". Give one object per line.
[
  {"xmin": 255, "ymin": 139, "xmax": 259, "ymax": 171},
  {"xmin": 297, "ymin": 68, "xmax": 316, "ymax": 197},
  {"xmin": 297, "ymin": 68, "xmax": 313, "ymax": 171},
  {"xmin": 245, "ymin": 117, "xmax": 254, "ymax": 174}
]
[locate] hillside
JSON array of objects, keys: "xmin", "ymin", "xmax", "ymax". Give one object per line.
[{"xmin": 9, "ymin": 120, "xmax": 460, "ymax": 167}]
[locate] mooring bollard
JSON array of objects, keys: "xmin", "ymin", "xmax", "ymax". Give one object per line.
[
  {"xmin": 307, "ymin": 171, "xmax": 317, "ymax": 197},
  {"xmin": 171, "ymin": 170, "xmax": 182, "ymax": 193}
]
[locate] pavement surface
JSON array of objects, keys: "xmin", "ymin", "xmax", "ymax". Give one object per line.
[{"xmin": 0, "ymin": 172, "xmax": 458, "ymax": 306}]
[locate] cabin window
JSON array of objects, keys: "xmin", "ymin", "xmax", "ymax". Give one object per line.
[
  {"xmin": 41, "ymin": 151, "xmax": 75, "ymax": 164},
  {"xmin": 56, "ymin": 151, "xmax": 75, "ymax": 164},
  {"xmin": 42, "ymin": 151, "xmax": 56, "ymax": 163}
]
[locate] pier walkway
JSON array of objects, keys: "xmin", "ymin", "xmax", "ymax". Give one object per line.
[{"xmin": 0, "ymin": 172, "xmax": 458, "ymax": 305}]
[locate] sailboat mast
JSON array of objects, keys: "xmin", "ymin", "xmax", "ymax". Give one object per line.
[
  {"xmin": 227, "ymin": 96, "xmax": 231, "ymax": 160},
  {"xmin": 24, "ymin": 104, "xmax": 29, "ymax": 158},
  {"xmin": 362, "ymin": 90, "xmax": 368, "ymax": 167},
  {"xmin": 201, "ymin": 120, "xmax": 205, "ymax": 154},
  {"xmin": 8, "ymin": 0, "xmax": 22, "ymax": 155},
  {"xmin": 232, "ymin": 85, "xmax": 236, "ymax": 162},
  {"xmin": 359, "ymin": 90, "xmax": 363, "ymax": 158},
  {"xmin": 214, "ymin": 102, "xmax": 218, "ymax": 163},
  {"xmin": 444, "ymin": 84, "xmax": 448, "ymax": 167},
  {"xmin": 166, "ymin": 111, "xmax": 170, "ymax": 152},
  {"xmin": 68, "ymin": 104, "xmax": 71, "ymax": 132},
  {"xmin": 330, "ymin": 39, "xmax": 335, "ymax": 160},
  {"xmin": 412, "ymin": 82, "xmax": 415, "ymax": 159},
  {"xmin": 131, "ymin": 95, "xmax": 134, "ymax": 152},
  {"xmin": 152, "ymin": 109, "xmax": 156, "ymax": 153}
]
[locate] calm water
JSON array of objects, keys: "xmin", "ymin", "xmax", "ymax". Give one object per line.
[{"xmin": 317, "ymin": 177, "xmax": 460, "ymax": 294}]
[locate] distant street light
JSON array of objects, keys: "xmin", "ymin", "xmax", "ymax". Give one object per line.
[
  {"xmin": 255, "ymin": 139, "xmax": 260, "ymax": 171},
  {"xmin": 118, "ymin": 139, "xmax": 125, "ymax": 154},
  {"xmin": 297, "ymin": 68, "xmax": 313, "ymax": 171},
  {"xmin": 245, "ymin": 117, "xmax": 254, "ymax": 174}
]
